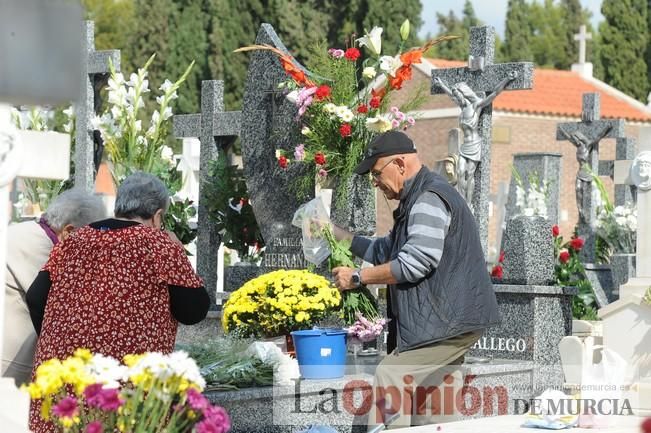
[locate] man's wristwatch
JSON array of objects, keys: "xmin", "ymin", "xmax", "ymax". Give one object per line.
[{"xmin": 351, "ymin": 269, "xmax": 362, "ymax": 288}]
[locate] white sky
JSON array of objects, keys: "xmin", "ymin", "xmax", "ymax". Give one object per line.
[{"xmin": 419, "ymin": 0, "xmax": 604, "ymax": 38}]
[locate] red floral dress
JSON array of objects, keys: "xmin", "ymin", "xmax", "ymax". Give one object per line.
[{"xmin": 28, "ymin": 224, "xmax": 203, "ymax": 433}]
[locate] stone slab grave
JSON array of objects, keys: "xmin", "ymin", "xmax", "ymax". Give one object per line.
[
  {"xmin": 431, "ymin": 25, "xmax": 534, "ymax": 254},
  {"xmin": 555, "ymin": 93, "xmax": 625, "ymax": 263},
  {"xmin": 172, "ymin": 80, "xmax": 240, "ymax": 344},
  {"xmin": 0, "ymin": 1, "xmax": 82, "ymax": 431},
  {"xmin": 205, "ymin": 355, "xmax": 536, "ymax": 433},
  {"xmin": 75, "ymin": 21, "xmax": 121, "ymax": 193}
]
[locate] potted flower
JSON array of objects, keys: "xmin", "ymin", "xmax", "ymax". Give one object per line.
[
  {"xmin": 23, "ymin": 348, "xmax": 230, "ymax": 433},
  {"xmin": 221, "ymin": 269, "xmax": 342, "ymax": 344}
]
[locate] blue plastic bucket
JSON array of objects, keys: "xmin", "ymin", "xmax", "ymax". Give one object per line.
[{"xmin": 291, "ymin": 328, "xmax": 347, "ymax": 379}]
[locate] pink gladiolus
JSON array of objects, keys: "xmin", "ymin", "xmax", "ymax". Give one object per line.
[
  {"xmin": 294, "ymin": 144, "xmax": 305, "ymax": 161},
  {"xmin": 86, "ymin": 421, "xmax": 103, "ymax": 433},
  {"xmin": 187, "ymin": 388, "xmax": 209, "ymax": 411},
  {"xmin": 396, "ymin": 111, "xmax": 406, "ymax": 121},
  {"xmin": 391, "ymin": 119, "xmax": 400, "ymax": 129},
  {"xmin": 390, "ymin": 106, "xmax": 399, "ymax": 114},
  {"xmin": 52, "ymin": 396, "xmax": 79, "ymax": 418},
  {"xmin": 407, "ymin": 116, "xmax": 415, "ymax": 125}
]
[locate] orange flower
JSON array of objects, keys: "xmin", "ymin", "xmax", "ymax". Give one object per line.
[
  {"xmin": 400, "ymin": 49, "xmax": 423, "ymax": 66},
  {"xmin": 371, "ymin": 86, "xmax": 387, "ymax": 101},
  {"xmin": 389, "ymin": 65, "xmax": 413, "ymax": 90},
  {"xmin": 234, "ymin": 44, "xmax": 316, "ymax": 87}
]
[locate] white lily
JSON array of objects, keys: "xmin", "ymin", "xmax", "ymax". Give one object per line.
[
  {"xmin": 357, "ymin": 27, "xmax": 383, "ymax": 56},
  {"xmin": 379, "ymin": 55, "xmax": 403, "ymax": 77}
]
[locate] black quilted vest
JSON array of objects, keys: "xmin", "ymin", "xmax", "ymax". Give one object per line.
[{"xmin": 386, "ymin": 166, "xmax": 500, "ymax": 353}]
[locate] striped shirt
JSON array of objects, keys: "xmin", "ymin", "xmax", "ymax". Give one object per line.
[{"xmin": 351, "ymin": 189, "xmax": 451, "ymax": 283}]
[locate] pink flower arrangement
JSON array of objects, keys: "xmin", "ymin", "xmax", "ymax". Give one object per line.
[{"xmin": 347, "ymin": 313, "xmax": 387, "ymax": 344}]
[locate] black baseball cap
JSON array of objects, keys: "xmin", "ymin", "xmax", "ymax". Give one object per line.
[{"xmin": 354, "ymin": 131, "xmax": 417, "ymax": 175}]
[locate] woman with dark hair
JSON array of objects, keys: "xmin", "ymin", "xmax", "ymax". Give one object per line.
[{"xmin": 26, "ymin": 172, "xmax": 209, "ymax": 433}]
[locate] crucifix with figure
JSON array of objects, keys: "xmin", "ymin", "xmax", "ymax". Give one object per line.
[
  {"xmin": 556, "ymin": 93, "xmax": 625, "ymax": 261},
  {"xmin": 173, "ymin": 80, "xmax": 241, "ymax": 306},
  {"xmin": 431, "ymin": 25, "xmax": 534, "ymax": 253}
]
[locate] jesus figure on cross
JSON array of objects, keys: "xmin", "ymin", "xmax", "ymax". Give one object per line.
[
  {"xmin": 558, "ymin": 124, "xmax": 612, "ymax": 223},
  {"xmin": 434, "ymin": 70, "xmax": 518, "ymax": 207}
]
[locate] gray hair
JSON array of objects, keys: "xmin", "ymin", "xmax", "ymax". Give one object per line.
[
  {"xmin": 114, "ymin": 172, "xmax": 170, "ymax": 219},
  {"xmin": 44, "ymin": 189, "xmax": 107, "ymax": 231}
]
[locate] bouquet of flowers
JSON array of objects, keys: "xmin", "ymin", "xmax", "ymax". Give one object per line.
[
  {"xmin": 93, "ymin": 54, "xmax": 198, "ymax": 245},
  {"xmin": 23, "ymin": 348, "xmax": 230, "ymax": 433},
  {"xmin": 596, "ymin": 203, "xmax": 637, "ymax": 254},
  {"xmin": 512, "ymin": 167, "xmax": 550, "ymax": 219},
  {"xmin": 552, "ymin": 225, "xmax": 597, "ymax": 320},
  {"xmin": 321, "ymin": 225, "xmax": 386, "ymax": 342},
  {"xmin": 236, "ymin": 21, "xmax": 456, "ymax": 205},
  {"xmin": 221, "ymin": 269, "xmax": 342, "ymax": 337}
]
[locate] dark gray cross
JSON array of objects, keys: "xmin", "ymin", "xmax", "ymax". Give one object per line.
[
  {"xmin": 74, "ymin": 21, "xmax": 120, "ymax": 192},
  {"xmin": 598, "ymin": 137, "xmax": 637, "ymax": 206},
  {"xmin": 431, "ymin": 26, "xmax": 534, "ymax": 254},
  {"xmin": 556, "ymin": 92, "xmax": 625, "ymax": 262},
  {"xmin": 173, "ymin": 80, "xmax": 241, "ymax": 307}
]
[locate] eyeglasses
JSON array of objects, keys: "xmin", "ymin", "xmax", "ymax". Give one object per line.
[{"xmin": 370, "ymin": 158, "xmax": 396, "ymax": 180}]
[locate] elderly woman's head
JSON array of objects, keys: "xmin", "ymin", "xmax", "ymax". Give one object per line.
[
  {"xmin": 43, "ymin": 189, "xmax": 107, "ymax": 241},
  {"xmin": 114, "ymin": 172, "xmax": 170, "ymax": 229}
]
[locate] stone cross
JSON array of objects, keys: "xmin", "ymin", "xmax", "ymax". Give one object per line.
[
  {"xmin": 431, "ymin": 25, "xmax": 534, "ymax": 253},
  {"xmin": 574, "ymin": 25, "xmax": 592, "ymax": 65},
  {"xmin": 598, "ymin": 137, "xmax": 637, "ymax": 206},
  {"xmin": 173, "ymin": 80, "xmax": 241, "ymax": 307},
  {"xmin": 556, "ymin": 93, "xmax": 625, "ymax": 261},
  {"xmin": 74, "ymin": 21, "xmax": 121, "ymax": 192}
]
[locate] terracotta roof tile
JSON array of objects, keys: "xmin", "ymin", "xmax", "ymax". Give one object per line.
[{"xmin": 426, "ymin": 59, "xmax": 651, "ymax": 122}]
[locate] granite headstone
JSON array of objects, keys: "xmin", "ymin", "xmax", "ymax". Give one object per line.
[{"xmin": 501, "ymin": 215, "xmax": 555, "ymax": 286}]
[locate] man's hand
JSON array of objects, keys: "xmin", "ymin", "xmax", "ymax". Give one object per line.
[{"xmin": 333, "ymin": 266, "xmax": 356, "ymax": 291}]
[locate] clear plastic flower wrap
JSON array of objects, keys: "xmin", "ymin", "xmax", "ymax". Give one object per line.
[{"xmin": 292, "ymin": 197, "xmax": 332, "ymax": 266}]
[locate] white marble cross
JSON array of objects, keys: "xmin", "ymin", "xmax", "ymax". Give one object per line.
[{"xmin": 574, "ymin": 25, "xmax": 592, "ymax": 65}]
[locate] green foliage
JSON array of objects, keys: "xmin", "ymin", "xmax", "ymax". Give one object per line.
[
  {"xmin": 502, "ymin": 0, "xmax": 533, "ymax": 62},
  {"xmin": 180, "ymin": 339, "xmax": 275, "ymax": 391},
  {"xmin": 164, "ymin": 197, "xmax": 198, "ymax": 247},
  {"xmin": 82, "ymin": 0, "xmax": 136, "ymax": 67},
  {"xmin": 204, "ymin": 152, "xmax": 264, "ymax": 261},
  {"xmin": 429, "ymin": 0, "xmax": 481, "ymax": 61},
  {"xmin": 598, "ymin": 0, "xmax": 650, "ymax": 102}
]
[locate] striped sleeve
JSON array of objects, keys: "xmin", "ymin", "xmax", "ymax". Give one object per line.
[
  {"xmin": 351, "ymin": 232, "xmax": 393, "ymax": 265},
  {"xmin": 390, "ymin": 191, "xmax": 451, "ymax": 283}
]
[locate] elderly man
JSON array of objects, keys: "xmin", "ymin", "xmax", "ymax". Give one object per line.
[
  {"xmin": 330, "ymin": 131, "xmax": 499, "ymax": 429},
  {"xmin": 2, "ymin": 189, "xmax": 106, "ymax": 385}
]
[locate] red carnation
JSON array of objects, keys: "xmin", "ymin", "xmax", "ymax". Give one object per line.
[
  {"xmin": 552, "ymin": 225, "xmax": 560, "ymax": 237},
  {"xmin": 641, "ymin": 417, "xmax": 651, "ymax": 433},
  {"xmin": 559, "ymin": 250, "xmax": 570, "ymax": 264},
  {"xmin": 357, "ymin": 104, "xmax": 368, "ymax": 114},
  {"xmin": 369, "ymin": 96, "xmax": 381, "ymax": 109},
  {"xmin": 315, "ymin": 85, "xmax": 331, "ymax": 100},
  {"xmin": 240, "ymin": 198, "xmax": 249, "ymax": 206},
  {"xmin": 339, "ymin": 123, "xmax": 352, "ymax": 137},
  {"xmin": 278, "ymin": 155, "xmax": 288, "ymax": 169},
  {"xmin": 491, "ymin": 265, "xmax": 503, "ymax": 279},
  {"xmin": 570, "ymin": 237, "xmax": 584, "ymax": 251},
  {"xmin": 344, "ymin": 47, "xmax": 361, "ymax": 61},
  {"xmin": 314, "ymin": 152, "xmax": 326, "ymax": 165}
]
